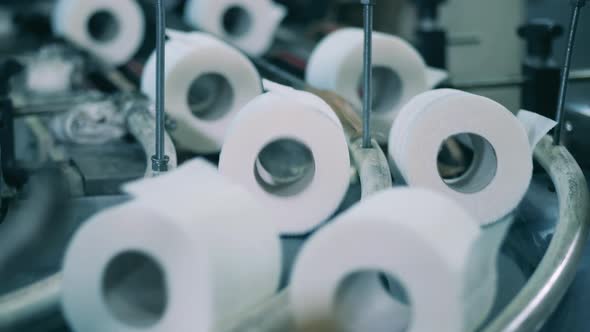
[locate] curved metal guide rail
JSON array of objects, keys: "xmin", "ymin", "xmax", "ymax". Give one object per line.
[{"xmin": 483, "ymin": 136, "xmax": 590, "ymax": 332}]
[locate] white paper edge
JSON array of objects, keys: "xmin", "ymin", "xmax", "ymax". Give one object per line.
[
  {"xmin": 426, "ymin": 67, "xmax": 449, "ymax": 89},
  {"xmin": 516, "ymin": 110, "xmax": 558, "ymax": 149}
]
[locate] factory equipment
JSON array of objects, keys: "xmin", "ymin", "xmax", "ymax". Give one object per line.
[{"xmin": 0, "ymin": 1, "xmax": 589, "ymax": 331}]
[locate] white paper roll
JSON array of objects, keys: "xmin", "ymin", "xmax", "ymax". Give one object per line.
[
  {"xmin": 389, "ymin": 89, "xmax": 547, "ymax": 224},
  {"xmin": 219, "ymin": 91, "xmax": 350, "ymax": 235},
  {"xmin": 289, "ymin": 188, "xmax": 494, "ymax": 332},
  {"xmin": 62, "ymin": 159, "xmax": 281, "ymax": 332},
  {"xmin": 52, "ymin": 0, "xmax": 145, "ymax": 65},
  {"xmin": 141, "ymin": 31, "xmax": 262, "ymax": 154},
  {"xmin": 306, "ymin": 28, "xmax": 429, "ymax": 144},
  {"xmin": 183, "ymin": 0, "xmax": 286, "ymax": 56}
]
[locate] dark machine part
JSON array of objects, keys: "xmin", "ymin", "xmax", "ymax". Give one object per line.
[
  {"xmin": 274, "ymin": 0, "xmax": 331, "ymax": 23},
  {"xmin": 134, "ymin": 0, "xmax": 159, "ymax": 62},
  {"xmin": 413, "ymin": 0, "xmax": 447, "ymax": 69},
  {"xmin": 0, "ymin": 167, "xmax": 70, "ymax": 274},
  {"xmin": 11, "ymin": 11, "xmax": 53, "ymax": 40},
  {"xmin": 519, "ymin": 19, "xmax": 563, "ymax": 119},
  {"xmin": 554, "ymin": 0, "xmax": 587, "ymax": 145},
  {"xmin": 0, "ymin": 60, "xmax": 27, "ymax": 188}
]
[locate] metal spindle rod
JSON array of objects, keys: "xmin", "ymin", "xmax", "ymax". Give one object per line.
[
  {"xmin": 553, "ymin": 0, "xmax": 586, "ymax": 145},
  {"xmin": 361, "ymin": 0, "xmax": 376, "ymax": 149},
  {"xmin": 152, "ymin": 0, "xmax": 170, "ymax": 173}
]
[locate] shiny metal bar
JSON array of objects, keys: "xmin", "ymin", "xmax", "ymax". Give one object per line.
[
  {"xmin": 152, "ymin": 0, "xmax": 169, "ymax": 173},
  {"xmin": 126, "ymin": 105, "xmax": 178, "ymax": 177},
  {"xmin": 361, "ymin": 0, "xmax": 375, "ymax": 148}
]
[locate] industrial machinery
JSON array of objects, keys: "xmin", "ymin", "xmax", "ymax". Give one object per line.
[{"xmin": 0, "ymin": 0, "xmax": 589, "ymax": 331}]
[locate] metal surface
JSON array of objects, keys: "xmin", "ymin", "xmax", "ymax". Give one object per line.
[
  {"xmin": 553, "ymin": 1, "xmax": 585, "ymax": 145},
  {"xmin": 482, "ymin": 136, "xmax": 590, "ymax": 332},
  {"xmin": 152, "ymin": 0, "xmax": 169, "ymax": 173},
  {"xmin": 348, "ymin": 138, "xmax": 392, "ymax": 198},
  {"xmin": 12, "ymin": 91, "xmax": 106, "ymax": 117},
  {"xmin": 0, "ymin": 274, "xmax": 62, "ymax": 331},
  {"xmin": 66, "ymin": 142, "xmax": 145, "ymax": 196}
]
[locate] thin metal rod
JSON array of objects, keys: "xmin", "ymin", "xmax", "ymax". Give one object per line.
[
  {"xmin": 361, "ymin": 1, "xmax": 375, "ymax": 149},
  {"xmin": 152, "ymin": 0, "xmax": 169, "ymax": 173},
  {"xmin": 553, "ymin": 2, "xmax": 585, "ymax": 145}
]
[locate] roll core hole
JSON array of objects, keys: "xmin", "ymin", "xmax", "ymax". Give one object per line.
[
  {"xmin": 334, "ymin": 270, "xmax": 412, "ymax": 331},
  {"xmin": 357, "ymin": 66, "xmax": 403, "ymax": 113},
  {"xmin": 87, "ymin": 10, "xmax": 120, "ymax": 43},
  {"xmin": 222, "ymin": 6, "xmax": 252, "ymax": 37},
  {"xmin": 254, "ymin": 138, "xmax": 316, "ymax": 197},
  {"xmin": 187, "ymin": 73, "xmax": 234, "ymax": 121},
  {"xmin": 102, "ymin": 251, "xmax": 167, "ymax": 328},
  {"xmin": 437, "ymin": 133, "xmax": 498, "ymax": 194}
]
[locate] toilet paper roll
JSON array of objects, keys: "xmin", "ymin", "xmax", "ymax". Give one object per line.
[
  {"xmin": 289, "ymin": 188, "xmax": 493, "ymax": 332},
  {"xmin": 183, "ymin": 0, "xmax": 286, "ymax": 56},
  {"xmin": 388, "ymin": 89, "xmax": 556, "ymax": 224},
  {"xmin": 62, "ymin": 159, "xmax": 281, "ymax": 332},
  {"xmin": 52, "ymin": 0, "xmax": 145, "ymax": 65},
  {"xmin": 141, "ymin": 31, "xmax": 262, "ymax": 154},
  {"xmin": 219, "ymin": 91, "xmax": 350, "ymax": 235},
  {"xmin": 306, "ymin": 28, "xmax": 430, "ymax": 144}
]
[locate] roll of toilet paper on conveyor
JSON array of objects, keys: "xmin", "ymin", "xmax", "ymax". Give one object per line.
[
  {"xmin": 219, "ymin": 89, "xmax": 350, "ymax": 235},
  {"xmin": 52, "ymin": 0, "xmax": 145, "ymax": 65},
  {"xmin": 62, "ymin": 159, "xmax": 281, "ymax": 332},
  {"xmin": 184, "ymin": 0, "xmax": 286, "ymax": 56},
  {"xmin": 141, "ymin": 31, "xmax": 262, "ymax": 154},
  {"xmin": 306, "ymin": 28, "xmax": 430, "ymax": 144},
  {"xmin": 388, "ymin": 89, "xmax": 556, "ymax": 225},
  {"xmin": 290, "ymin": 188, "xmax": 495, "ymax": 332}
]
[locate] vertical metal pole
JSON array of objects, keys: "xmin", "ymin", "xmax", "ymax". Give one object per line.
[
  {"xmin": 361, "ymin": 0, "xmax": 375, "ymax": 149},
  {"xmin": 152, "ymin": 0, "xmax": 170, "ymax": 173},
  {"xmin": 553, "ymin": 0, "xmax": 586, "ymax": 145}
]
